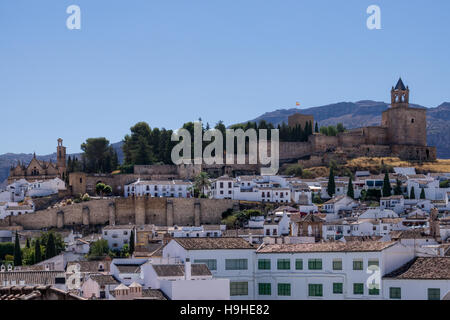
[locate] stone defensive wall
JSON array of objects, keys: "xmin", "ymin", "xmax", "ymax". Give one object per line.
[{"xmin": 0, "ymin": 197, "xmax": 238, "ymax": 230}]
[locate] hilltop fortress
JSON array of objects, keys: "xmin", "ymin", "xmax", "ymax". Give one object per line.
[{"xmin": 287, "ymin": 78, "xmax": 436, "ymax": 167}]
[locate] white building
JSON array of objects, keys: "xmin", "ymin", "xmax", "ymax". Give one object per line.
[
  {"xmin": 380, "ymin": 195, "xmax": 405, "ymax": 214},
  {"xmin": 254, "ymin": 241, "xmax": 414, "ymax": 300},
  {"xmin": 124, "ymin": 179, "xmax": 192, "ymax": 198},
  {"xmin": 141, "ymin": 259, "xmax": 230, "ymax": 300},
  {"xmin": 167, "ymin": 225, "xmax": 224, "ymax": 238},
  {"xmin": 322, "ymin": 195, "xmax": 358, "ymax": 221},
  {"xmin": 162, "ymin": 237, "xmax": 255, "ymax": 300},
  {"xmin": 382, "ymin": 257, "xmax": 450, "ymax": 300},
  {"xmin": 110, "ymin": 258, "xmax": 146, "ymax": 286},
  {"xmin": 0, "ymin": 200, "xmax": 35, "ymax": 220},
  {"xmin": 102, "ymin": 225, "xmax": 136, "ymax": 250}
]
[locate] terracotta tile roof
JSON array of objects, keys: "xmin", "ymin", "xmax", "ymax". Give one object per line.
[
  {"xmin": 140, "ymin": 289, "xmax": 167, "ymax": 300},
  {"xmin": 115, "ymin": 264, "xmax": 142, "ymax": 273},
  {"xmin": 343, "ymin": 236, "xmax": 383, "ymax": 242},
  {"xmin": 222, "ymin": 229, "xmax": 265, "ymax": 236},
  {"xmin": 152, "ymin": 264, "xmax": 212, "ymax": 277},
  {"xmin": 103, "ymin": 225, "xmax": 135, "ymax": 230},
  {"xmin": 89, "ymin": 274, "xmax": 119, "ymax": 286},
  {"xmin": 301, "ymin": 214, "xmax": 324, "ymax": 223},
  {"xmin": 0, "ymin": 271, "xmax": 65, "ymax": 286},
  {"xmin": 257, "ymin": 241, "xmax": 397, "ymax": 253},
  {"xmin": 390, "ymin": 229, "xmax": 434, "ymax": 239},
  {"xmin": 384, "ymin": 257, "xmax": 450, "ymax": 280},
  {"xmin": 66, "ymin": 260, "xmax": 111, "ymax": 273},
  {"xmin": 173, "ymin": 237, "xmax": 254, "ymax": 250},
  {"xmin": 0, "ymin": 285, "xmax": 85, "ymax": 300}
]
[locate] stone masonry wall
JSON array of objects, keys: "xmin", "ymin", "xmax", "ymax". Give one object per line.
[{"xmin": 0, "ymin": 198, "xmax": 237, "ymax": 230}]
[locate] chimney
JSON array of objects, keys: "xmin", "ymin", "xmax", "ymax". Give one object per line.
[{"xmin": 185, "ymin": 258, "xmax": 192, "ymax": 280}]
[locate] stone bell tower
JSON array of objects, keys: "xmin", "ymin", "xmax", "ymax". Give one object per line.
[
  {"xmin": 390, "ymin": 78, "xmax": 409, "ymax": 108},
  {"xmin": 57, "ymin": 138, "xmax": 67, "ymax": 176}
]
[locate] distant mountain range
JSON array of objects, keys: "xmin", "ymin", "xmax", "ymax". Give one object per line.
[
  {"xmin": 1, "ymin": 100, "xmax": 449, "ymax": 186},
  {"xmin": 246, "ymin": 100, "xmax": 450, "ymax": 160}
]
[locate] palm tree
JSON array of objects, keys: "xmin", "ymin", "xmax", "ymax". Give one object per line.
[{"xmin": 194, "ymin": 172, "xmax": 211, "ymax": 198}]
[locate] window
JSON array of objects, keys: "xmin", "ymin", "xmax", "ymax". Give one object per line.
[
  {"xmin": 277, "ymin": 259, "xmax": 290, "ymax": 270},
  {"xmin": 368, "ymin": 259, "xmax": 379, "ymax": 268},
  {"xmin": 428, "ymin": 288, "xmax": 440, "ymax": 300},
  {"xmin": 230, "ymin": 282, "xmax": 248, "ymax": 296},
  {"xmin": 369, "ymin": 287, "xmax": 380, "ymax": 295},
  {"xmin": 332, "ymin": 259, "xmax": 342, "ymax": 270},
  {"xmin": 353, "ymin": 283, "xmax": 364, "ymax": 295},
  {"xmin": 258, "ymin": 283, "xmax": 271, "ymax": 296},
  {"xmin": 333, "ymin": 283, "xmax": 343, "ymax": 294},
  {"xmin": 194, "ymin": 259, "xmax": 217, "ymax": 271},
  {"xmin": 295, "ymin": 259, "xmax": 303, "ymax": 270},
  {"xmin": 258, "ymin": 259, "xmax": 271, "ymax": 270},
  {"xmin": 308, "ymin": 284, "xmax": 323, "ymax": 297},
  {"xmin": 390, "ymin": 287, "xmax": 401, "ymax": 299},
  {"xmin": 353, "ymin": 259, "xmax": 363, "ymax": 270},
  {"xmin": 225, "ymin": 259, "xmax": 248, "ymax": 270},
  {"xmin": 278, "ymin": 283, "xmax": 291, "ymax": 296},
  {"xmin": 308, "ymin": 259, "xmax": 322, "ymax": 270}
]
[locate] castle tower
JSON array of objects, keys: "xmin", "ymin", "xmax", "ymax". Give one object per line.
[
  {"xmin": 57, "ymin": 138, "xmax": 67, "ymax": 176},
  {"xmin": 382, "ymin": 78, "xmax": 427, "ymax": 147}
]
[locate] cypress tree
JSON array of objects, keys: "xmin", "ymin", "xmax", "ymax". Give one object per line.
[
  {"xmin": 394, "ymin": 179, "xmax": 402, "ymax": 195},
  {"xmin": 382, "ymin": 172, "xmax": 391, "ymax": 197},
  {"xmin": 35, "ymin": 239, "xmax": 42, "ymax": 263},
  {"xmin": 129, "ymin": 230, "xmax": 135, "ymax": 255},
  {"xmin": 347, "ymin": 176, "xmax": 354, "ymax": 199},
  {"xmin": 13, "ymin": 232, "xmax": 22, "ymax": 266},
  {"xmin": 420, "ymin": 188, "xmax": 426, "ymax": 199},
  {"xmin": 327, "ymin": 167, "xmax": 336, "ymax": 197},
  {"xmin": 26, "ymin": 238, "xmax": 30, "ymax": 249},
  {"xmin": 315, "ymin": 122, "xmax": 319, "ymax": 133},
  {"xmin": 45, "ymin": 233, "xmax": 57, "ymax": 259},
  {"xmin": 410, "ymin": 186, "xmax": 416, "ymax": 199}
]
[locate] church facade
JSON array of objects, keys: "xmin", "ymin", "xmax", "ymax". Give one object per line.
[{"xmin": 8, "ymin": 139, "xmax": 67, "ymax": 184}]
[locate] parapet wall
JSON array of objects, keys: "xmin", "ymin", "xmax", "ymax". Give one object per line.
[{"xmin": 0, "ymin": 197, "xmax": 237, "ymax": 230}]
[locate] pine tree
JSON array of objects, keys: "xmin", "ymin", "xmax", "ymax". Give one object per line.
[
  {"xmin": 35, "ymin": 239, "xmax": 42, "ymax": 263},
  {"xmin": 327, "ymin": 167, "xmax": 336, "ymax": 197},
  {"xmin": 129, "ymin": 229, "xmax": 135, "ymax": 255},
  {"xmin": 410, "ymin": 186, "xmax": 416, "ymax": 199},
  {"xmin": 347, "ymin": 176, "xmax": 354, "ymax": 199},
  {"xmin": 13, "ymin": 232, "xmax": 22, "ymax": 266},
  {"xmin": 315, "ymin": 122, "xmax": 319, "ymax": 133},
  {"xmin": 45, "ymin": 233, "xmax": 57, "ymax": 259},
  {"xmin": 382, "ymin": 172, "xmax": 391, "ymax": 197},
  {"xmin": 420, "ymin": 188, "xmax": 426, "ymax": 199}
]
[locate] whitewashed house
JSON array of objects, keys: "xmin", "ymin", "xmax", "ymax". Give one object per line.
[
  {"xmin": 380, "ymin": 195, "xmax": 405, "ymax": 214},
  {"xmin": 110, "ymin": 258, "xmax": 146, "ymax": 286},
  {"xmin": 162, "ymin": 238, "xmax": 255, "ymax": 300},
  {"xmin": 102, "ymin": 225, "xmax": 136, "ymax": 250},
  {"xmin": 254, "ymin": 241, "xmax": 414, "ymax": 300},
  {"xmin": 322, "ymin": 195, "xmax": 358, "ymax": 221},
  {"xmin": 383, "ymin": 257, "xmax": 450, "ymax": 300},
  {"xmin": 124, "ymin": 179, "xmax": 192, "ymax": 198}
]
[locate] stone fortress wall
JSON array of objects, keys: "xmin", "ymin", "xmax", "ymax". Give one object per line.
[{"xmin": 0, "ymin": 197, "xmax": 237, "ymax": 230}]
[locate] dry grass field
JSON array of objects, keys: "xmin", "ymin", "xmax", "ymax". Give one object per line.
[{"xmin": 299, "ymin": 157, "xmax": 450, "ymax": 178}]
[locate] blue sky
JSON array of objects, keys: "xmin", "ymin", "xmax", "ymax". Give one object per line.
[{"xmin": 1, "ymin": 0, "xmax": 449, "ymax": 154}]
